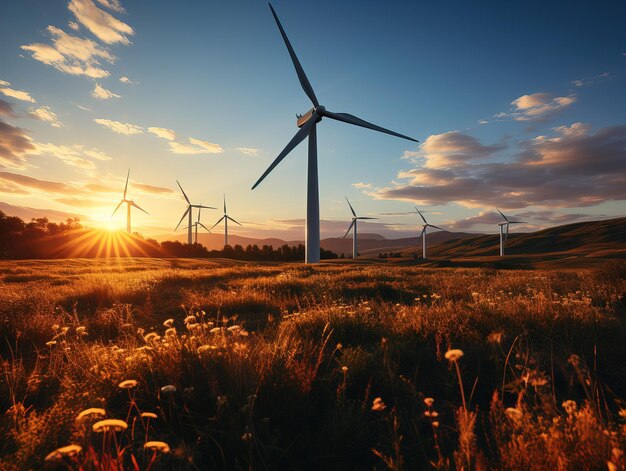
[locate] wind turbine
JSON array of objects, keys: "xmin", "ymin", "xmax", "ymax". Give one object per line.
[
  {"xmin": 175, "ymin": 181, "xmax": 215, "ymax": 245},
  {"xmin": 496, "ymin": 209, "xmax": 525, "ymax": 256},
  {"xmin": 209, "ymin": 195, "xmax": 242, "ymax": 247},
  {"xmin": 112, "ymin": 169, "xmax": 148, "ymax": 233},
  {"xmin": 183, "ymin": 206, "xmax": 211, "ymax": 244},
  {"xmin": 251, "ymin": 3, "xmax": 418, "ymax": 263},
  {"xmin": 415, "ymin": 207, "xmax": 445, "ymax": 259},
  {"xmin": 343, "ymin": 197, "xmax": 377, "ymax": 259}
]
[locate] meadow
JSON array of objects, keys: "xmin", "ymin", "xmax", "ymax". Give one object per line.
[{"xmin": 1, "ymin": 257, "xmax": 625, "ymax": 470}]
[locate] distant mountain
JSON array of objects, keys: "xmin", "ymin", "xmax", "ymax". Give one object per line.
[{"xmin": 0, "ymin": 202, "xmax": 84, "ymax": 222}]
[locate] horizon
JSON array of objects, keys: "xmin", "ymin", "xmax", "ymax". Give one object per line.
[{"xmin": 1, "ymin": 0, "xmax": 625, "ymax": 241}]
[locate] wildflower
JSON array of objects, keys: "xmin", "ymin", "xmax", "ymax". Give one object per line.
[
  {"xmin": 76, "ymin": 407, "xmax": 106, "ymax": 421},
  {"xmin": 210, "ymin": 327, "xmax": 222, "ymax": 334},
  {"xmin": 371, "ymin": 397, "xmax": 387, "ymax": 411},
  {"xmin": 92, "ymin": 419, "xmax": 127, "ymax": 432},
  {"xmin": 227, "ymin": 325, "xmax": 242, "ymax": 333},
  {"xmin": 184, "ymin": 315, "xmax": 196, "ymax": 324},
  {"xmin": 187, "ymin": 323, "xmax": 200, "ymax": 331},
  {"xmin": 141, "ymin": 412, "xmax": 158, "ymax": 419},
  {"xmin": 165, "ymin": 327, "xmax": 177, "ymax": 336},
  {"xmin": 76, "ymin": 326, "xmax": 86, "ymax": 334},
  {"xmin": 197, "ymin": 345, "xmax": 217, "ymax": 354},
  {"xmin": 217, "ymin": 395, "xmax": 228, "ymax": 406},
  {"xmin": 242, "ymin": 432, "xmax": 253, "ymax": 441},
  {"xmin": 52, "ymin": 324, "xmax": 60, "ymax": 331},
  {"xmin": 487, "ymin": 331, "xmax": 503, "ymax": 344},
  {"xmin": 341, "ymin": 366, "xmax": 348, "ymax": 373},
  {"xmin": 163, "ymin": 319, "xmax": 174, "ymax": 328},
  {"xmin": 336, "ymin": 343, "xmax": 343, "ymax": 350},
  {"xmin": 45, "ymin": 444, "xmax": 82, "ymax": 460},
  {"xmin": 144, "ymin": 332, "xmax": 160, "ymax": 342},
  {"xmin": 161, "ymin": 385, "xmax": 177, "ymax": 394},
  {"xmin": 144, "ymin": 441, "xmax": 171, "ymax": 453},
  {"xmin": 505, "ymin": 407, "xmax": 523, "ymax": 421},
  {"xmin": 619, "ymin": 409, "xmax": 626, "ymax": 420},
  {"xmin": 424, "ymin": 411, "xmax": 439, "ymax": 418},
  {"xmin": 424, "ymin": 397, "xmax": 434, "ymax": 407},
  {"xmin": 118, "ymin": 379, "xmax": 138, "ymax": 389},
  {"xmin": 61, "ymin": 327, "xmax": 69, "ymax": 334},
  {"xmin": 184, "ymin": 386, "xmax": 195, "ymax": 395},
  {"xmin": 562, "ymin": 400, "xmax": 577, "ymax": 415},
  {"xmin": 432, "ymin": 421, "xmax": 440, "ymax": 428},
  {"xmin": 444, "ymin": 349, "xmax": 464, "ymax": 362}
]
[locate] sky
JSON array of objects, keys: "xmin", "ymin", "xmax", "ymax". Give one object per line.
[{"xmin": 1, "ymin": 0, "xmax": 625, "ymax": 240}]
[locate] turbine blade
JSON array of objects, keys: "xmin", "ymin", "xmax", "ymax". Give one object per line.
[
  {"xmin": 177, "ymin": 180, "xmax": 190, "ymax": 204},
  {"xmin": 123, "ymin": 168, "xmax": 130, "ymax": 200},
  {"xmin": 227, "ymin": 216, "xmax": 243, "ymax": 226},
  {"xmin": 496, "ymin": 208, "xmax": 509, "ymax": 222},
  {"xmin": 268, "ymin": 3, "xmax": 319, "ymax": 107},
  {"xmin": 415, "ymin": 207, "xmax": 427, "ymax": 224},
  {"xmin": 198, "ymin": 222, "xmax": 211, "ymax": 232},
  {"xmin": 357, "ymin": 217, "xmax": 378, "ymax": 220},
  {"xmin": 112, "ymin": 200, "xmax": 123, "ymax": 216},
  {"xmin": 419, "ymin": 226, "xmax": 426, "ymax": 239},
  {"xmin": 209, "ymin": 216, "xmax": 225, "ymax": 232},
  {"xmin": 509, "ymin": 221, "xmax": 526, "ymax": 224},
  {"xmin": 130, "ymin": 201, "xmax": 149, "ymax": 215},
  {"xmin": 196, "ymin": 205, "xmax": 217, "ymax": 209},
  {"xmin": 252, "ymin": 117, "xmax": 315, "ymax": 189},
  {"xmin": 345, "ymin": 196, "xmax": 356, "ymax": 217},
  {"xmin": 198, "ymin": 206, "xmax": 202, "ymax": 221},
  {"xmin": 175, "ymin": 207, "xmax": 190, "ymax": 231},
  {"xmin": 343, "ymin": 220, "xmax": 356, "ymax": 238},
  {"xmin": 322, "ymin": 109, "xmax": 418, "ymax": 142},
  {"xmin": 429, "ymin": 224, "xmax": 446, "ymax": 231},
  {"xmin": 223, "ymin": 195, "xmax": 226, "ymax": 215}
]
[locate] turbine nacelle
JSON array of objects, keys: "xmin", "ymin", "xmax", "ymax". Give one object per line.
[{"xmin": 296, "ymin": 107, "xmax": 324, "ymax": 127}]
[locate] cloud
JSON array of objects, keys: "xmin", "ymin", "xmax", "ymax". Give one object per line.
[
  {"xmin": 132, "ymin": 182, "xmax": 174, "ymax": 195},
  {"xmin": 30, "ymin": 106, "xmax": 63, "ymax": 127},
  {"xmin": 169, "ymin": 137, "xmax": 223, "ymax": 155},
  {"xmin": 68, "ymin": 21, "xmax": 80, "ymax": 31},
  {"xmin": 68, "ymin": 0, "xmax": 133, "ymax": 45},
  {"xmin": 0, "ymin": 99, "xmax": 17, "ymax": 118},
  {"xmin": 148, "ymin": 127, "xmax": 176, "ymax": 141},
  {"xmin": 0, "ymin": 81, "xmax": 36, "ymax": 103},
  {"xmin": 94, "ymin": 118, "xmax": 143, "ymax": 135},
  {"xmin": 352, "ymin": 182, "xmax": 372, "ymax": 189},
  {"xmin": 32, "ymin": 143, "xmax": 111, "ymax": 169},
  {"xmin": 448, "ymin": 209, "xmax": 599, "ymax": 230},
  {"xmin": 370, "ymin": 124, "xmax": 626, "ymax": 209},
  {"xmin": 235, "ymin": 147, "xmax": 259, "ymax": 156},
  {"xmin": 95, "ymin": 0, "xmax": 125, "ymax": 13},
  {"xmin": 0, "ymin": 171, "xmax": 81, "ymax": 195},
  {"xmin": 21, "ymin": 26, "xmax": 114, "ymax": 78},
  {"xmin": 495, "ymin": 92, "xmax": 576, "ymax": 121},
  {"xmin": 92, "ymin": 83, "xmax": 120, "ymax": 100},
  {"xmin": 53, "ymin": 197, "xmax": 105, "ymax": 207},
  {"xmin": 571, "ymin": 72, "xmax": 614, "ymax": 87},
  {"xmin": 0, "ymin": 120, "xmax": 36, "ymax": 169},
  {"xmin": 119, "ymin": 76, "xmax": 135, "ymax": 84},
  {"xmin": 418, "ymin": 131, "xmax": 504, "ymax": 168}
]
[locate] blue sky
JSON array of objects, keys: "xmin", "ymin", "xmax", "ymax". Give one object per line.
[{"xmin": 1, "ymin": 0, "xmax": 625, "ymax": 239}]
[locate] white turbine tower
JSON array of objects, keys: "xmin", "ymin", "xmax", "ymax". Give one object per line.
[
  {"xmin": 496, "ymin": 209, "xmax": 526, "ymax": 256},
  {"xmin": 209, "ymin": 195, "xmax": 242, "ymax": 247},
  {"xmin": 415, "ymin": 208, "xmax": 445, "ymax": 259},
  {"xmin": 343, "ymin": 197, "xmax": 377, "ymax": 259},
  {"xmin": 252, "ymin": 3, "xmax": 417, "ymax": 264},
  {"xmin": 175, "ymin": 181, "xmax": 215, "ymax": 245},
  {"xmin": 112, "ymin": 169, "xmax": 148, "ymax": 233},
  {"xmin": 183, "ymin": 206, "xmax": 211, "ymax": 244}
]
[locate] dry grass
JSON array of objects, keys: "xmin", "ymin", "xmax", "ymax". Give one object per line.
[{"xmin": 0, "ymin": 258, "xmax": 625, "ymax": 469}]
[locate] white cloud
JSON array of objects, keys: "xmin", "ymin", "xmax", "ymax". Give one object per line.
[
  {"xmin": 68, "ymin": 21, "xmax": 80, "ymax": 31},
  {"xmin": 94, "ymin": 118, "xmax": 143, "ymax": 135},
  {"xmin": 119, "ymin": 76, "xmax": 135, "ymax": 84},
  {"xmin": 92, "ymin": 83, "xmax": 120, "ymax": 100},
  {"xmin": 571, "ymin": 72, "xmax": 613, "ymax": 87},
  {"xmin": 21, "ymin": 26, "xmax": 114, "ymax": 78},
  {"xmin": 32, "ymin": 142, "xmax": 112, "ymax": 169},
  {"xmin": 235, "ymin": 147, "xmax": 259, "ymax": 156},
  {"xmin": 148, "ymin": 127, "xmax": 176, "ymax": 141},
  {"xmin": 30, "ymin": 106, "xmax": 63, "ymax": 127},
  {"xmin": 0, "ymin": 82, "xmax": 36, "ymax": 103},
  {"xmin": 352, "ymin": 182, "xmax": 372, "ymax": 189},
  {"xmin": 68, "ymin": 0, "xmax": 133, "ymax": 45},
  {"xmin": 169, "ymin": 137, "xmax": 224, "ymax": 155},
  {"xmin": 95, "ymin": 0, "xmax": 125, "ymax": 12},
  {"xmin": 495, "ymin": 92, "xmax": 576, "ymax": 121},
  {"xmin": 0, "ymin": 120, "xmax": 36, "ymax": 169}
]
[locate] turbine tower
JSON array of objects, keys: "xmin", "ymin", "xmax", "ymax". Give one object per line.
[
  {"xmin": 415, "ymin": 208, "xmax": 445, "ymax": 259},
  {"xmin": 175, "ymin": 181, "xmax": 215, "ymax": 244},
  {"xmin": 210, "ymin": 195, "xmax": 242, "ymax": 247},
  {"xmin": 183, "ymin": 206, "xmax": 211, "ymax": 244},
  {"xmin": 343, "ymin": 197, "xmax": 377, "ymax": 259},
  {"xmin": 112, "ymin": 169, "xmax": 148, "ymax": 233},
  {"xmin": 496, "ymin": 209, "xmax": 525, "ymax": 256},
  {"xmin": 252, "ymin": 3, "xmax": 417, "ymax": 264}
]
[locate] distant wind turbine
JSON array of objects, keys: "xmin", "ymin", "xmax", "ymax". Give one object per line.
[
  {"xmin": 343, "ymin": 197, "xmax": 377, "ymax": 259},
  {"xmin": 415, "ymin": 207, "xmax": 445, "ymax": 259},
  {"xmin": 251, "ymin": 3, "xmax": 418, "ymax": 264},
  {"xmin": 175, "ymin": 181, "xmax": 215, "ymax": 244},
  {"xmin": 209, "ymin": 195, "xmax": 242, "ymax": 247},
  {"xmin": 183, "ymin": 206, "xmax": 211, "ymax": 244},
  {"xmin": 112, "ymin": 169, "xmax": 148, "ymax": 233},
  {"xmin": 496, "ymin": 209, "xmax": 525, "ymax": 256}
]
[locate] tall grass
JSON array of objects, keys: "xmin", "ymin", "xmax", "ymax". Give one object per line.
[{"xmin": 0, "ymin": 258, "xmax": 625, "ymax": 469}]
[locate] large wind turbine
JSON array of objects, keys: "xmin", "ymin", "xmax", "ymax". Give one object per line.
[
  {"xmin": 175, "ymin": 181, "xmax": 215, "ymax": 245},
  {"xmin": 112, "ymin": 169, "xmax": 148, "ymax": 233},
  {"xmin": 209, "ymin": 195, "xmax": 242, "ymax": 247},
  {"xmin": 496, "ymin": 209, "xmax": 525, "ymax": 256},
  {"xmin": 415, "ymin": 208, "xmax": 445, "ymax": 259},
  {"xmin": 251, "ymin": 3, "xmax": 418, "ymax": 263},
  {"xmin": 343, "ymin": 197, "xmax": 377, "ymax": 259},
  {"xmin": 183, "ymin": 206, "xmax": 211, "ymax": 244}
]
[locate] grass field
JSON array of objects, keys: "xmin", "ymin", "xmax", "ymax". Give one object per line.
[{"xmin": 1, "ymin": 258, "xmax": 625, "ymax": 470}]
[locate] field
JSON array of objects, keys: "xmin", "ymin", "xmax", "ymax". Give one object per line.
[{"xmin": 1, "ymin": 258, "xmax": 626, "ymax": 470}]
